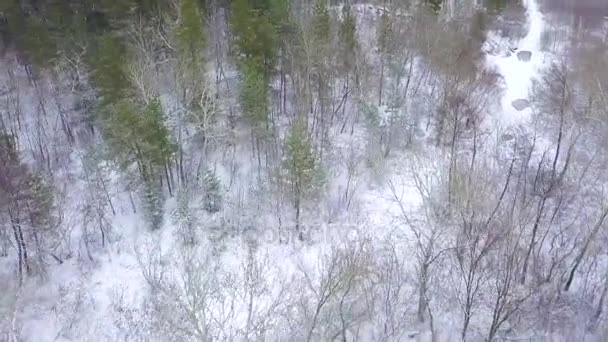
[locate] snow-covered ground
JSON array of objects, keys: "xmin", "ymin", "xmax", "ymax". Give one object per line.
[{"xmin": 4, "ymin": 0, "xmax": 604, "ymax": 341}]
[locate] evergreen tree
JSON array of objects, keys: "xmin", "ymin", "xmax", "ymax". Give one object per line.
[
  {"xmin": 283, "ymin": 119, "xmax": 321, "ymax": 240},
  {"xmin": 239, "ymin": 60, "xmax": 269, "ymax": 134},
  {"xmin": 377, "ymin": 10, "xmax": 394, "ymax": 59},
  {"xmin": 306, "ymin": 0, "xmax": 332, "ymax": 154},
  {"xmin": 104, "ymin": 99, "xmax": 174, "ymax": 230},
  {"xmin": 427, "ymin": 0, "xmax": 443, "ymax": 15},
  {"xmin": 89, "ymin": 33, "xmax": 130, "ymax": 106},
  {"xmin": 0, "ymin": 132, "xmax": 56, "ymax": 282},
  {"xmin": 176, "ymin": 0, "xmax": 205, "ymax": 70},
  {"xmin": 22, "ymin": 15, "xmax": 55, "ymax": 70},
  {"xmin": 310, "ymin": 0, "xmax": 331, "ymax": 76},
  {"xmin": 311, "ymin": 0, "xmax": 330, "ymax": 54},
  {"xmin": 230, "ymin": 0, "xmax": 278, "ymax": 77},
  {"xmin": 104, "ymin": 99, "xmax": 175, "ymax": 183},
  {"xmin": 202, "ymin": 169, "xmax": 222, "ymax": 213},
  {"xmin": 139, "ymin": 99, "xmax": 176, "ymax": 171},
  {"xmin": 337, "ymin": 4, "xmax": 358, "ymax": 77},
  {"xmin": 142, "ymin": 177, "xmax": 164, "ymax": 230},
  {"xmin": 174, "ymin": 186, "xmax": 196, "ymax": 244},
  {"xmin": 377, "ymin": 9, "xmax": 394, "ymax": 105}
]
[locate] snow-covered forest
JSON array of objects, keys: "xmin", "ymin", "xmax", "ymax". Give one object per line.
[{"xmin": 1, "ymin": 0, "xmax": 608, "ymax": 340}]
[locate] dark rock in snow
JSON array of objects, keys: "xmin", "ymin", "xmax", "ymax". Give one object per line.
[
  {"xmin": 501, "ymin": 133, "xmax": 514, "ymax": 142},
  {"xmin": 512, "ymin": 99, "xmax": 530, "ymax": 111},
  {"xmin": 517, "ymin": 50, "xmax": 532, "ymax": 62}
]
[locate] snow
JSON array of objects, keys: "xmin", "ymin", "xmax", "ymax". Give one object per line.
[{"xmin": 486, "ymin": 0, "xmax": 547, "ymax": 129}]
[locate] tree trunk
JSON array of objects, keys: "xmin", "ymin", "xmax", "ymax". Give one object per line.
[
  {"xmin": 521, "ymin": 197, "xmax": 547, "ymax": 284},
  {"xmin": 417, "ymin": 262, "xmax": 429, "ymax": 323},
  {"xmin": 564, "ymin": 206, "xmax": 608, "ymax": 291}
]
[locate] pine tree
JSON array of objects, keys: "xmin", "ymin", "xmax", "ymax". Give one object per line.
[
  {"xmin": 0, "ymin": 132, "xmax": 55, "ymax": 282},
  {"xmin": 377, "ymin": 11, "xmax": 392, "ymax": 55},
  {"xmin": 239, "ymin": 60, "xmax": 269, "ymax": 134},
  {"xmin": 309, "ymin": 0, "xmax": 331, "ymax": 84},
  {"xmin": 337, "ymin": 4, "xmax": 358, "ymax": 77},
  {"xmin": 142, "ymin": 178, "xmax": 164, "ymax": 230},
  {"xmin": 230, "ymin": 0, "xmax": 278, "ymax": 77},
  {"xmin": 283, "ymin": 120, "xmax": 321, "ymax": 240},
  {"xmin": 202, "ymin": 169, "xmax": 222, "ymax": 213},
  {"xmin": 0, "ymin": 132, "xmax": 30, "ymax": 284},
  {"xmin": 90, "ymin": 33, "xmax": 130, "ymax": 106},
  {"xmin": 427, "ymin": 0, "xmax": 443, "ymax": 15},
  {"xmin": 104, "ymin": 99, "xmax": 175, "ymax": 185},
  {"xmin": 174, "ymin": 186, "xmax": 196, "ymax": 244},
  {"xmin": 377, "ymin": 9, "xmax": 394, "ymax": 105},
  {"xmin": 176, "ymin": 0, "xmax": 205, "ymax": 72},
  {"xmin": 22, "ymin": 15, "xmax": 55, "ymax": 72},
  {"xmin": 139, "ymin": 99, "xmax": 176, "ymax": 170}
]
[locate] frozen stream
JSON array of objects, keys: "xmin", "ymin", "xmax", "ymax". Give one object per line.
[{"xmin": 487, "ymin": 0, "xmax": 546, "ymax": 128}]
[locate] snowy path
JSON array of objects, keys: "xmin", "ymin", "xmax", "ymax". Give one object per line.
[{"xmin": 487, "ymin": 0, "xmax": 545, "ymax": 129}]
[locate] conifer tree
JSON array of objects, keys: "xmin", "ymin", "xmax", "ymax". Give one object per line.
[
  {"xmin": 283, "ymin": 119, "xmax": 321, "ymax": 240},
  {"xmin": 427, "ymin": 0, "xmax": 443, "ymax": 15},
  {"xmin": 176, "ymin": 0, "xmax": 206, "ymax": 76},
  {"xmin": 338, "ymin": 4, "xmax": 358, "ymax": 78},
  {"xmin": 104, "ymin": 98, "xmax": 174, "ymax": 229},
  {"xmin": 239, "ymin": 60, "xmax": 269, "ymax": 134},
  {"xmin": 311, "ymin": 0, "xmax": 331, "ymax": 61},
  {"xmin": 22, "ymin": 15, "xmax": 55, "ymax": 71},
  {"xmin": 230, "ymin": 0, "xmax": 278, "ymax": 77},
  {"xmin": 377, "ymin": 8, "xmax": 394, "ymax": 105},
  {"xmin": 310, "ymin": 0, "xmax": 331, "ymax": 86},
  {"xmin": 202, "ymin": 169, "xmax": 222, "ymax": 213},
  {"xmin": 90, "ymin": 33, "xmax": 130, "ymax": 106}
]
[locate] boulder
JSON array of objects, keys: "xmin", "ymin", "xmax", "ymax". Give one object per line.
[
  {"xmin": 501, "ymin": 133, "xmax": 514, "ymax": 142},
  {"xmin": 511, "ymin": 99, "xmax": 530, "ymax": 111},
  {"xmin": 517, "ymin": 50, "xmax": 532, "ymax": 62}
]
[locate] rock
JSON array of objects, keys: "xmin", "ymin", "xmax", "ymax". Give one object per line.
[
  {"xmin": 511, "ymin": 99, "xmax": 530, "ymax": 111},
  {"xmin": 517, "ymin": 50, "xmax": 532, "ymax": 62},
  {"xmin": 501, "ymin": 133, "xmax": 514, "ymax": 142}
]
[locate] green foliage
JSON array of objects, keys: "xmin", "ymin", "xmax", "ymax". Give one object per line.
[
  {"xmin": 104, "ymin": 99, "xmax": 175, "ymax": 180},
  {"xmin": 337, "ymin": 4, "xmax": 358, "ymax": 75},
  {"xmin": 377, "ymin": 10, "xmax": 394, "ymax": 57},
  {"xmin": 0, "ymin": 132, "xmax": 54, "ymax": 228},
  {"xmin": 140, "ymin": 100, "xmax": 176, "ymax": 167},
  {"xmin": 239, "ymin": 60, "xmax": 268, "ymax": 131},
  {"xmin": 25, "ymin": 173, "xmax": 55, "ymax": 228},
  {"xmin": 202, "ymin": 169, "xmax": 222, "ymax": 213},
  {"xmin": 283, "ymin": 120, "xmax": 321, "ymax": 201},
  {"xmin": 176, "ymin": 0, "xmax": 206, "ymax": 64},
  {"xmin": 1, "ymin": 1, "xmax": 25, "ymax": 41},
  {"xmin": 427, "ymin": 0, "xmax": 443, "ymax": 15},
  {"xmin": 174, "ymin": 187, "xmax": 196, "ymax": 243},
  {"xmin": 268, "ymin": 0, "xmax": 291, "ymax": 35},
  {"xmin": 22, "ymin": 16, "xmax": 56, "ymax": 70},
  {"xmin": 362, "ymin": 102, "xmax": 381, "ymax": 129},
  {"xmin": 90, "ymin": 34, "xmax": 130, "ymax": 105},
  {"xmin": 230, "ymin": 0, "xmax": 278, "ymax": 76},
  {"xmin": 47, "ymin": 0, "xmax": 75, "ymax": 32},
  {"xmin": 311, "ymin": 0, "xmax": 330, "ymax": 45},
  {"xmin": 103, "ymin": 99, "xmax": 142, "ymax": 165},
  {"xmin": 100, "ymin": 0, "xmax": 136, "ymax": 21},
  {"xmin": 103, "ymin": 98, "xmax": 173, "ymax": 230},
  {"xmin": 485, "ymin": 0, "xmax": 513, "ymax": 13},
  {"xmin": 310, "ymin": 0, "xmax": 331, "ymax": 66},
  {"xmin": 142, "ymin": 178, "xmax": 164, "ymax": 230}
]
